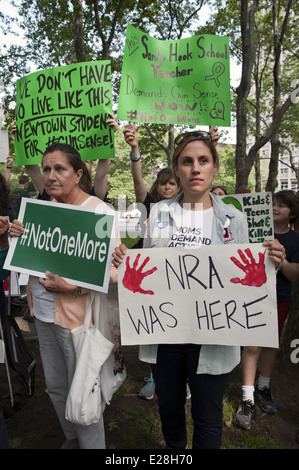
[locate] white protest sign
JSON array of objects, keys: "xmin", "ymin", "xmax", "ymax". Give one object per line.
[
  {"xmin": 220, "ymin": 192, "xmax": 274, "ymax": 243},
  {"xmin": 118, "ymin": 244, "xmax": 278, "ymax": 348},
  {"xmin": 0, "ymin": 130, "xmax": 9, "ymax": 162}
]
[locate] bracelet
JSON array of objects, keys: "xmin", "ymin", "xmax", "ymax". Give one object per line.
[
  {"xmin": 72, "ymin": 286, "xmax": 82, "ymax": 298},
  {"xmin": 130, "ymin": 151, "xmax": 140, "ymax": 162}
]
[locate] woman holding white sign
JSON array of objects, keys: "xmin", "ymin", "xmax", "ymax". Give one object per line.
[
  {"xmin": 113, "ymin": 130, "xmax": 285, "ymax": 449},
  {"xmin": 9, "ymin": 143, "xmax": 122, "ymax": 450},
  {"xmin": 113, "ymin": 130, "xmax": 250, "ymax": 448}
]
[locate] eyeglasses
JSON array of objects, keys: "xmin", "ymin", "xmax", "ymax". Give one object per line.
[{"xmin": 174, "ymin": 130, "xmax": 212, "ymax": 146}]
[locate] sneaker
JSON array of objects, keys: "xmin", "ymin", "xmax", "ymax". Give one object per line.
[
  {"xmin": 139, "ymin": 375, "xmax": 155, "ymax": 400},
  {"xmin": 186, "ymin": 383, "xmax": 191, "ymax": 399},
  {"xmin": 255, "ymin": 386, "xmax": 277, "ymax": 414},
  {"xmin": 235, "ymin": 400, "xmax": 255, "ymax": 430}
]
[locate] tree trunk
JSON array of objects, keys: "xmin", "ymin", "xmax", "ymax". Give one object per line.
[
  {"xmin": 235, "ymin": 0, "xmax": 259, "ymax": 191},
  {"xmin": 72, "ymin": 0, "xmax": 87, "ymax": 63},
  {"xmin": 266, "ymin": 133, "xmax": 280, "ymax": 191},
  {"xmin": 265, "ymin": 0, "xmax": 293, "ymax": 191}
]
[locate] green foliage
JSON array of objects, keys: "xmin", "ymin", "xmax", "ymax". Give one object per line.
[
  {"xmin": 213, "ymin": 145, "xmax": 236, "ymax": 194},
  {"xmin": 1, "ymin": 0, "xmax": 298, "ymax": 190}
]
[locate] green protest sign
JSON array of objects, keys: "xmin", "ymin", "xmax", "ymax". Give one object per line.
[
  {"xmin": 4, "ymin": 199, "xmax": 116, "ymax": 293},
  {"xmin": 14, "ymin": 61, "xmax": 114, "ymax": 165},
  {"xmin": 117, "ymin": 25, "xmax": 231, "ymax": 126}
]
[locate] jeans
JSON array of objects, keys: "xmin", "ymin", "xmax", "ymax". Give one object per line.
[
  {"xmin": 35, "ymin": 318, "xmax": 105, "ymax": 449},
  {"xmin": 151, "ymin": 343, "xmax": 229, "ymax": 449}
]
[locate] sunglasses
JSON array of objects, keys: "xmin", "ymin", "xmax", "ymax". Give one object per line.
[{"xmin": 174, "ymin": 130, "xmax": 212, "ymax": 146}]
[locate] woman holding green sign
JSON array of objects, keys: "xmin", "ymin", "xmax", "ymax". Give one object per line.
[
  {"xmin": 112, "ymin": 130, "xmax": 285, "ymax": 449},
  {"xmin": 10, "ymin": 113, "xmax": 118, "ymax": 201},
  {"xmin": 9, "ymin": 143, "xmax": 121, "ymax": 449}
]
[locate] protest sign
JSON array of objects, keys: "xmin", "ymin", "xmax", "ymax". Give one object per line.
[
  {"xmin": 0, "ymin": 131, "xmax": 9, "ymax": 162},
  {"xmin": 118, "ymin": 245, "xmax": 278, "ymax": 348},
  {"xmin": 4, "ymin": 198, "xmax": 116, "ymax": 293},
  {"xmin": 117, "ymin": 24, "xmax": 231, "ymax": 126},
  {"xmin": 221, "ymin": 192, "xmax": 274, "ymax": 243},
  {"xmin": 14, "ymin": 61, "xmax": 114, "ymax": 165}
]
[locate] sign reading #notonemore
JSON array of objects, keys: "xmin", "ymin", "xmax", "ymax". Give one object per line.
[{"xmin": 4, "ymin": 199, "xmax": 116, "ymax": 293}]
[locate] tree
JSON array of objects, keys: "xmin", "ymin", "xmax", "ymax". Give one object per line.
[
  {"xmin": 202, "ymin": 0, "xmax": 298, "ymax": 192},
  {"xmin": 0, "ymin": 0, "xmax": 209, "ymax": 166}
]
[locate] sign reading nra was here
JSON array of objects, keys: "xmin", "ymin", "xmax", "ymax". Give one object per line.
[
  {"xmin": 118, "ymin": 245, "xmax": 279, "ymax": 348},
  {"xmin": 4, "ymin": 198, "xmax": 115, "ymax": 293},
  {"xmin": 14, "ymin": 60, "xmax": 114, "ymax": 165},
  {"xmin": 117, "ymin": 24, "xmax": 231, "ymax": 126}
]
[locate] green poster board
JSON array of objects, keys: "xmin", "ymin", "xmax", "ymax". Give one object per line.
[
  {"xmin": 14, "ymin": 61, "xmax": 114, "ymax": 165},
  {"xmin": 117, "ymin": 25, "xmax": 231, "ymax": 126},
  {"xmin": 4, "ymin": 198, "xmax": 116, "ymax": 293}
]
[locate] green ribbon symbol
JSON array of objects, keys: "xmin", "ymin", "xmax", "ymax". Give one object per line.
[{"xmin": 205, "ymin": 62, "xmax": 225, "ymax": 88}]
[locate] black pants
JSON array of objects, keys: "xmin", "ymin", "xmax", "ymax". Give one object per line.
[{"xmin": 151, "ymin": 344, "xmax": 229, "ymax": 449}]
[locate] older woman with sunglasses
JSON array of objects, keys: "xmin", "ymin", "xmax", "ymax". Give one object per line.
[{"xmin": 113, "ymin": 130, "xmax": 251, "ymax": 449}]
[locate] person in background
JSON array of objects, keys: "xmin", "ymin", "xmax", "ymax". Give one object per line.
[
  {"xmin": 237, "ymin": 185, "xmax": 251, "ymax": 194},
  {"xmin": 123, "ymin": 123, "xmax": 180, "ymax": 400},
  {"xmin": 235, "ymin": 190, "xmax": 299, "ymax": 430},
  {"xmin": 0, "ymin": 170, "xmax": 15, "ymax": 318},
  {"xmin": 0, "ymin": 216, "xmax": 9, "ymax": 449},
  {"xmin": 211, "ymin": 185, "xmax": 227, "ymax": 196},
  {"xmin": 9, "ymin": 174, "xmax": 30, "ymax": 217},
  {"xmin": 9, "ymin": 143, "xmax": 120, "ymax": 449},
  {"xmin": 10, "ymin": 113, "xmax": 118, "ymax": 201},
  {"xmin": 112, "ymin": 130, "xmax": 261, "ymax": 449}
]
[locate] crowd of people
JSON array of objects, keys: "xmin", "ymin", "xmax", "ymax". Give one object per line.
[{"xmin": 0, "ymin": 119, "xmax": 298, "ymax": 449}]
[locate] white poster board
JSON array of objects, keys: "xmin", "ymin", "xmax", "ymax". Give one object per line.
[
  {"xmin": 118, "ymin": 244, "xmax": 279, "ymax": 348},
  {"xmin": 0, "ymin": 130, "xmax": 9, "ymax": 162},
  {"xmin": 220, "ymin": 192, "xmax": 274, "ymax": 243}
]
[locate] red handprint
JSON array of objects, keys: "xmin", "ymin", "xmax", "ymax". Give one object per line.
[
  {"xmin": 122, "ymin": 253, "xmax": 157, "ymax": 295},
  {"xmin": 230, "ymin": 248, "xmax": 267, "ymax": 287}
]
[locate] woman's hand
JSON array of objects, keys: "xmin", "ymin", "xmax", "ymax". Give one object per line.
[
  {"xmin": 263, "ymin": 239, "xmax": 285, "ymax": 269},
  {"xmin": 6, "ymin": 154, "xmax": 14, "ymax": 168},
  {"xmin": 106, "ymin": 112, "xmax": 118, "ymax": 132},
  {"xmin": 112, "ymin": 243, "xmax": 127, "ymax": 268},
  {"xmin": 39, "ymin": 271, "xmax": 77, "ymax": 295},
  {"xmin": 123, "ymin": 123, "xmax": 138, "ymax": 150},
  {"xmin": 0, "ymin": 217, "xmax": 9, "ymax": 236},
  {"xmin": 9, "ymin": 219, "xmax": 24, "ymax": 237},
  {"xmin": 0, "ymin": 217, "xmax": 9, "ymax": 249}
]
